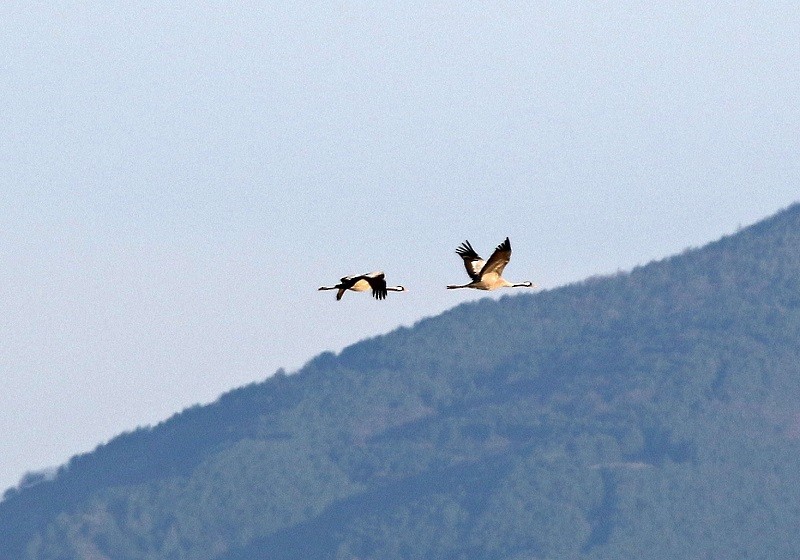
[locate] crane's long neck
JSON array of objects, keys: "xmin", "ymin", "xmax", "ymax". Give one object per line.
[
  {"xmin": 387, "ymin": 286, "xmax": 406, "ymax": 292},
  {"xmin": 446, "ymin": 283, "xmax": 471, "ymax": 289},
  {"xmin": 318, "ymin": 285, "xmax": 338, "ymax": 291}
]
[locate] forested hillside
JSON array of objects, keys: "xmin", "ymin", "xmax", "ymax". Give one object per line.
[{"xmin": 4, "ymin": 204, "xmax": 800, "ymax": 559}]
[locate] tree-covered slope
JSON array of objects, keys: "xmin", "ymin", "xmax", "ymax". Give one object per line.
[{"xmin": 4, "ymin": 204, "xmax": 800, "ymax": 559}]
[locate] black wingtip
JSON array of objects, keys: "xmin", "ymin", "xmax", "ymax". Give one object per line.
[
  {"xmin": 497, "ymin": 237, "xmax": 511, "ymax": 252},
  {"xmin": 456, "ymin": 240, "xmax": 479, "ymax": 258}
]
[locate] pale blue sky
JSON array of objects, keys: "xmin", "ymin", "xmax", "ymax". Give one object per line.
[{"xmin": 2, "ymin": 2, "xmax": 798, "ymax": 492}]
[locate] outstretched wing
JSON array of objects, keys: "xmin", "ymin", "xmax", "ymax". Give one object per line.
[
  {"xmin": 455, "ymin": 240, "xmax": 485, "ymax": 281},
  {"xmin": 335, "ymin": 275, "xmax": 361, "ymax": 300},
  {"xmin": 363, "ymin": 271, "xmax": 388, "ymax": 300},
  {"xmin": 478, "ymin": 237, "xmax": 512, "ymax": 279}
]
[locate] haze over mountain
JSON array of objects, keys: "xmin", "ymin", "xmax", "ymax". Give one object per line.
[{"xmin": 4, "ymin": 204, "xmax": 800, "ymax": 559}]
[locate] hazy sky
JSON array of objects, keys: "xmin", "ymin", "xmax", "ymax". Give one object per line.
[{"xmin": 2, "ymin": 2, "xmax": 798, "ymax": 493}]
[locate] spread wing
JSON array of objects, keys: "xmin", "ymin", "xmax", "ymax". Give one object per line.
[
  {"xmin": 363, "ymin": 271, "xmax": 388, "ymax": 300},
  {"xmin": 335, "ymin": 275, "xmax": 361, "ymax": 300},
  {"xmin": 478, "ymin": 237, "xmax": 512, "ymax": 279},
  {"xmin": 455, "ymin": 240, "xmax": 485, "ymax": 281},
  {"xmin": 338, "ymin": 275, "xmax": 361, "ymax": 288}
]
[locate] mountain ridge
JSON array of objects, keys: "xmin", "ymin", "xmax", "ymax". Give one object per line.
[{"xmin": 4, "ymin": 202, "xmax": 800, "ymax": 559}]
